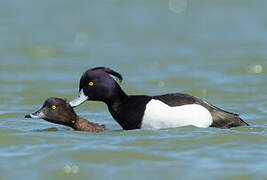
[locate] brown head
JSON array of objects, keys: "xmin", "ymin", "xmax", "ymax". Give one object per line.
[{"xmin": 25, "ymin": 97, "xmax": 77, "ymax": 127}]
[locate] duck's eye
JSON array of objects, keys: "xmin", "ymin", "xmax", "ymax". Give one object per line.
[
  {"xmin": 51, "ymin": 105, "xmax": 57, "ymax": 110},
  {"xmin": 89, "ymin": 82, "xmax": 94, "ymax": 86}
]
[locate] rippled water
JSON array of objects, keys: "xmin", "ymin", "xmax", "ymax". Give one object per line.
[{"xmin": 0, "ymin": 0, "xmax": 267, "ymax": 179}]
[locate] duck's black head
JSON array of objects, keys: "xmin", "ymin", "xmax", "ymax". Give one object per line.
[
  {"xmin": 25, "ymin": 97, "xmax": 77, "ymax": 126},
  {"xmin": 69, "ymin": 67, "xmax": 126, "ymax": 107}
]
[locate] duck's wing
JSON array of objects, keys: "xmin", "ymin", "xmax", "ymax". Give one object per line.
[
  {"xmin": 153, "ymin": 93, "xmax": 249, "ymax": 128},
  {"xmin": 153, "ymin": 93, "xmax": 202, "ymax": 107}
]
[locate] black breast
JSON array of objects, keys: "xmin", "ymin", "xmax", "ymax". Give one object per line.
[{"xmin": 108, "ymin": 96, "xmax": 152, "ymax": 130}]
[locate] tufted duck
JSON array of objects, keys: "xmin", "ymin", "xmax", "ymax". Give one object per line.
[
  {"xmin": 69, "ymin": 67, "xmax": 249, "ymax": 130},
  {"xmin": 25, "ymin": 97, "xmax": 107, "ymax": 132}
]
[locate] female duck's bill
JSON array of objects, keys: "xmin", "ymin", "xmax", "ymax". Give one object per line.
[{"xmin": 25, "ymin": 107, "xmax": 47, "ymax": 119}]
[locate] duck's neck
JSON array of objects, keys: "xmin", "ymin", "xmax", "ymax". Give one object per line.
[
  {"xmin": 71, "ymin": 116, "xmax": 106, "ymax": 132},
  {"xmin": 104, "ymin": 85, "xmax": 128, "ymax": 109}
]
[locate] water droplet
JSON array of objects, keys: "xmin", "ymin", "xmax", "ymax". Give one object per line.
[
  {"xmin": 63, "ymin": 164, "xmax": 80, "ymax": 174},
  {"xmin": 63, "ymin": 165, "xmax": 72, "ymax": 174},
  {"xmin": 71, "ymin": 165, "xmax": 80, "ymax": 174},
  {"xmin": 168, "ymin": 0, "xmax": 187, "ymax": 13},
  {"xmin": 246, "ymin": 65, "xmax": 263, "ymax": 74}
]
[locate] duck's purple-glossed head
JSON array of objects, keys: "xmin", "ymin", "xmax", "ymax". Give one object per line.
[{"xmin": 69, "ymin": 67, "xmax": 123, "ymax": 107}]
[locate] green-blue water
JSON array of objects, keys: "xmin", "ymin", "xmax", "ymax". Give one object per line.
[{"xmin": 0, "ymin": 0, "xmax": 266, "ymax": 179}]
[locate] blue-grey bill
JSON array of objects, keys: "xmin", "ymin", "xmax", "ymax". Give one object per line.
[
  {"xmin": 69, "ymin": 89, "xmax": 88, "ymax": 107},
  {"xmin": 25, "ymin": 109, "xmax": 46, "ymax": 119}
]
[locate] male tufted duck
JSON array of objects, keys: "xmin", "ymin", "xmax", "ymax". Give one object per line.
[
  {"xmin": 25, "ymin": 97, "xmax": 107, "ymax": 132},
  {"xmin": 69, "ymin": 67, "xmax": 249, "ymax": 130}
]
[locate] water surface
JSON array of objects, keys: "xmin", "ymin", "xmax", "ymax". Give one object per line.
[{"xmin": 0, "ymin": 0, "xmax": 266, "ymax": 179}]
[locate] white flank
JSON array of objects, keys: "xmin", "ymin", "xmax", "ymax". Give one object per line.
[{"xmin": 142, "ymin": 99, "xmax": 212, "ymax": 129}]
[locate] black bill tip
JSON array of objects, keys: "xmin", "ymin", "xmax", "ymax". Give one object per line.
[{"xmin": 25, "ymin": 114, "xmax": 31, "ymax": 118}]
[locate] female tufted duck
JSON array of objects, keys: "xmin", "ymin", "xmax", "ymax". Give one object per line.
[
  {"xmin": 25, "ymin": 97, "xmax": 107, "ymax": 132},
  {"xmin": 69, "ymin": 67, "xmax": 249, "ymax": 130}
]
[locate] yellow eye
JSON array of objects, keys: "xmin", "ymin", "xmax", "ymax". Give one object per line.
[
  {"xmin": 51, "ymin": 105, "xmax": 57, "ymax": 110},
  {"xmin": 89, "ymin": 82, "xmax": 94, "ymax": 86}
]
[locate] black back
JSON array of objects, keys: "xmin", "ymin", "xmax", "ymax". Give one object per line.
[
  {"xmin": 154, "ymin": 93, "xmax": 248, "ymax": 128},
  {"xmin": 154, "ymin": 93, "xmax": 233, "ymax": 113},
  {"xmin": 153, "ymin": 93, "xmax": 200, "ymax": 107}
]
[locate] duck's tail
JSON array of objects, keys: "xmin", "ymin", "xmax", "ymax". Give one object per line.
[{"xmin": 210, "ymin": 109, "xmax": 249, "ymax": 128}]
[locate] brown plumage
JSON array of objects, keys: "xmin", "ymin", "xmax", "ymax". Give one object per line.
[
  {"xmin": 25, "ymin": 97, "xmax": 107, "ymax": 132},
  {"xmin": 73, "ymin": 117, "xmax": 107, "ymax": 132}
]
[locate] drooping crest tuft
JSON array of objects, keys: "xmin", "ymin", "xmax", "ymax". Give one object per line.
[{"xmin": 91, "ymin": 67, "xmax": 123, "ymax": 82}]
